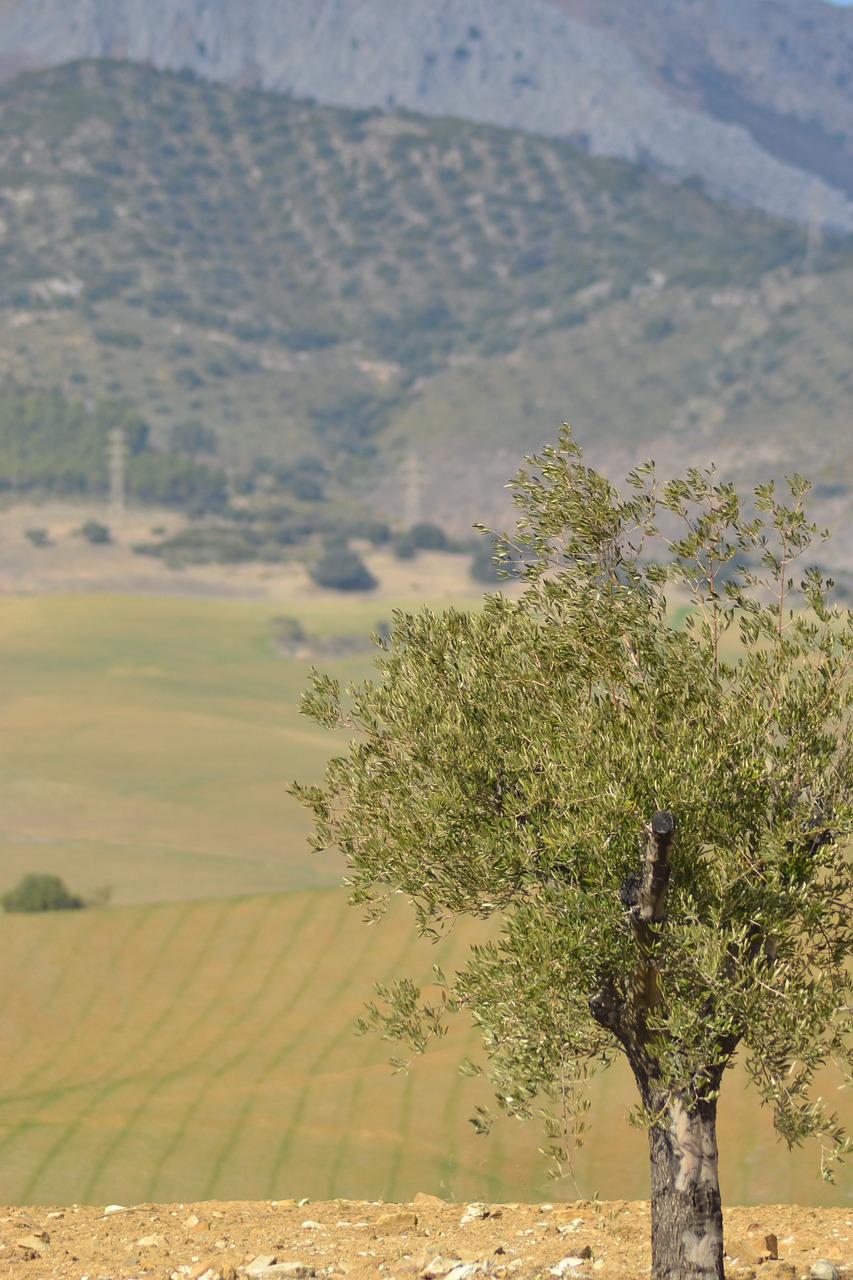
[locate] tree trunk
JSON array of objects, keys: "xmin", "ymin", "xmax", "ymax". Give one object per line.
[{"xmin": 646, "ymin": 1091, "xmax": 725, "ymax": 1280}]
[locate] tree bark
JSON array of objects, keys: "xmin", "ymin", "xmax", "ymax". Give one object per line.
[
  {"xmin": 591, "ymin": 810, "xmax": 727, "ymax": 1279},
  {"xmin": 645, "ymin": 1090, "xmax": 725, "ymax": 1280}
]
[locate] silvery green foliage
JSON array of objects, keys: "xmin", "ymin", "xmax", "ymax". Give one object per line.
[{"xmin": 293, "ymin": 430, "xmax": 853, "ymax": 1179}]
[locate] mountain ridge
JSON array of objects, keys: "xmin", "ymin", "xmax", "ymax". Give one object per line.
[{"xmin": 0, "ymin": 0, "xmax": 851, "ymax": 231}]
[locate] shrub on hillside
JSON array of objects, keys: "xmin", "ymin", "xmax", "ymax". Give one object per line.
[
  {"xmin": 127, "ymin": 452, "xmax": 227, "ymax": 514},
  {"xmin": 392, "ymin": 531, "xmax": 418, "ymax": 560},
  {"xmin": 169, "ymin": 420, "xmax": 218, "ymax": 456},
  {"xmin": 409, "ymin": 521, "xmax": 451, "ymax": 550},
  {"xmin": 79, "ymin": 520, "xmax": 111, "ymax": 544},
  {"xmin": 0, "ymin": 389, "xmax": 149, "ymax": 496},
  {"xmin": 134, "ymin": 525, "xmax": 263, "ymax": 566},
  {"xmin": 2, "ymin": 874, "xmax": 84, "ymax": 913},
  {"xmin": 310, "ymin": 541, "xmax": 378, "ymax": 592},
  {"xmin": 469, "ymin": 539, "xmax": 502, "ymax": 582}
]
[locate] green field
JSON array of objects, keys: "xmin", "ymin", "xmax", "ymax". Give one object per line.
[
  {"xmin": 0, "ymin": 593, "xmax": 851, "ymax": 1207},
  {"xmin": 0, "ymin": 592, "xmax": 431, "ymax": 905}
]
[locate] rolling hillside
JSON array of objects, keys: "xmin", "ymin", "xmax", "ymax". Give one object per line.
[{"xmin": 2, "ymin": 60, "xmax": 853, "ymax": 552}]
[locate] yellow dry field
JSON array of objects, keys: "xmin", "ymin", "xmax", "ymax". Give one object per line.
[{"xmin": 0, "ymin": 890, "xmax": 851, "ymax": 1211}]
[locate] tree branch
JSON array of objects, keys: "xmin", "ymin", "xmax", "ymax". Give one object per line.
[
  {"xmin": 635, "ymin": 810, "xmax": 674, "ymax": 926},
  {"xmin": 629, "ymin": 810, "xmax": 674, "ymax": 1020},
  {"xmin": 590, "ymin": 812, "xmax": 676, "ymax": 1061}
]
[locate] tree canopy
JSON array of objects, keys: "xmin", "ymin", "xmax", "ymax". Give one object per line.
[{"xmin": 294, "ymin": 432, "xmax": 853, "ymax": 1279}]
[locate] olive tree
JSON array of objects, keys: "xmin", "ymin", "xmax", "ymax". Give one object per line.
[{"xmin": 293, "ymin": 433, "xmax": 853, "ymax": 1280}]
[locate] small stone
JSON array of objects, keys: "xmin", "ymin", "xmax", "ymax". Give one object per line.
[
  {"xmin": 810, "ymin": 1263, "xmax": 841, "ymax": 1280},
  {"xmin": 422, "ymin": 1257, "xmax": 464, "ymax": 1279},
  {"xmin": 137, "ymin": 1233, "xmax": 168, "ymax": 1249},
  {"xmin": 15, "ymin": 1232, "xmax": 50, "ymax": 1251},
  {"xmin": 460, "ymin": 1204, "xmax": 490, "ymax": 1225},
  {"xmin": 190, "ymin": 1263, "xmax": 223, "ymax": 1280},
  {"xmin": 413, "ymin": 1194, "xmax": 446, "ymax": 1209},
  {"xmin": 444, "ymin": 1265, "xmax": 485, "ymax": 1280},
  {"xmin": 727, "ymin": 1233, "xmax": 777, "ymax": 1266},
  {"xmin": 743, "ymin": 1224, "xmax": 778, "ymax": 1261},
  {"xmin": 104, "ymin": 1204, "xmax": 127, "ymax": 1215},
  {"xmin": 301, "ymin": 1221, "xmax": 325, "ymax": 1231},
  {"xmin": 549, "ymin": 1260, "xmax": 587, "ymax": 1277},
  {"xmin": 376, "ymin": 1211, "xmax": 419, "ymax": 1234},
  {"xmin": 245, "ymin": 1257, "xmax": 278, "ymax": 1276}
]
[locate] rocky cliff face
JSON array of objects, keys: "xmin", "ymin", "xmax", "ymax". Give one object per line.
[
  {"xmin": 0, "ymin": 0, "xmax": 851, "ymax": 232},
  {"xmin": 558, "ymin": 0, "xmax": 853, "ymax": 199}
]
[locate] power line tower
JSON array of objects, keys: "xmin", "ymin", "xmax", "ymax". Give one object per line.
[
  {"xmin": 108, "ymin": 427, "xmax": 126, "ymax": 522},
  {"xmin": 403, "ymin": 449, "xmax": 421, "ymax": 527}
]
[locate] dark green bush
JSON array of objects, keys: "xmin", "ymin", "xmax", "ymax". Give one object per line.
[
  {"xmin": 94, "ymin": 328, "xmax": 143, "ymax": 348},
  {"xmin": 0, "ymin": 389, "xmax": 148, "ymax": 496},
  {"xmin": 2, "ymin": 873, "xmax": 84, "ymax": 913},
  {"xmin": 80, "ymin": 520, "xmax": 111, "ymax": 544},
  {"xmin": 410, "ymin": 521, "xmax": 450, "ymax": 550},
  {"xmin": 169, "ymin": 420, "xmax": 218, "ymax": 455},
  {"xmin": 127, "ymin": 452, "xmax": 227, "ymax": 513},
  {"xmin": 469, "ymin": 539, "xmax": 503, "ymax": 583},
  {"xmin": 310, "ymin": 541, "xmax": 378, "ymax": 591},
  {"xmin": 392, "ymin": 531, "xmax": 418, "ymax": 560},
  {"xmin": 134, "ymin": 525, "xmax": 263, "ymax": 565},
  {"xmin": 643, "ymin": 316, "xmax": 676, "ymax": 342}
]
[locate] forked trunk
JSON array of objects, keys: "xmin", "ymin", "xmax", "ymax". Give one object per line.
[{"xmin": 646, "ymin": 1092, "xmax": 725, "ymax": 1280}]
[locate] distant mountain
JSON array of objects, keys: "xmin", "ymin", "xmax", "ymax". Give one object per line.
[
  {"xmin": 0, "ymin": 0, "xmax": 851, "ymax": 232},
  {"xmin": 2, "ymin": 59, "xmax": 853, "ymax": 573}
]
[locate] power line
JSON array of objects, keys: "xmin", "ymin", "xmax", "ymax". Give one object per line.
[{"xmin": 108, "ymin": 427, "xmax": 126, "ymax": 520}]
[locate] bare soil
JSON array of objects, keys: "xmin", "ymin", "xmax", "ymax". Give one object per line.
[{"xmin": 1, "ymin": 1197, "xmax": 851, "ymax": 1280}]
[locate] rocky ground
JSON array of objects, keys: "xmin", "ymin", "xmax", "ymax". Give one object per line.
[{"xmin": 0, "ymin": 1197, "xmax": 851, "ymax": 1280}]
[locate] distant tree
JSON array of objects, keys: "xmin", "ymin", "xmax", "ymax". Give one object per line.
[
  {"xmin": 469, "ymin": 538, "xmax": 502, "ymax": 582},
  {"xmin": 294, "ymin": 431, "xmax": 853, "ymax": 1280},
  {"xmin": 410, "ymin": 521, "xmax": 451, "ymax": 550},
  {"xmin": 310, "ymin": 540, "xmax": 378, "ymax": 591},
  {"xmin": 127, "ymin": 452, "xmax": 227, "ymax": 514},
  {"xmin": 0, "ymin": 388, "xmax": 149, "ymax": 496},
  {"xmin": 392, "ymin": 531, "xmax": 418, "ymax": 560},
  {"xmin": 394, "ymin": 523, "xmax": 452, "ymax": 558},
  {"xmin": 2, "ymin": 874, "xmax": 84, "ymax": 913},
  {"xmin": 169, "ymin": 419, "xmax": 218, "ymax": 456},
  {"xmin": 79, "ymin": 520, "xmax": 111, "ymax": 544}
]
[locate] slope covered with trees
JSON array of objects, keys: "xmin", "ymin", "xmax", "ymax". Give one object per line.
[{"xmin": 0, "ymin": 60, "xmax": 852, "ymax": 553}]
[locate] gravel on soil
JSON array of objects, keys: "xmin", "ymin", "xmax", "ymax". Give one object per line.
[{"xmin": 1, "ymin": 1197, "xmax": 852, "ymax": 1280}]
